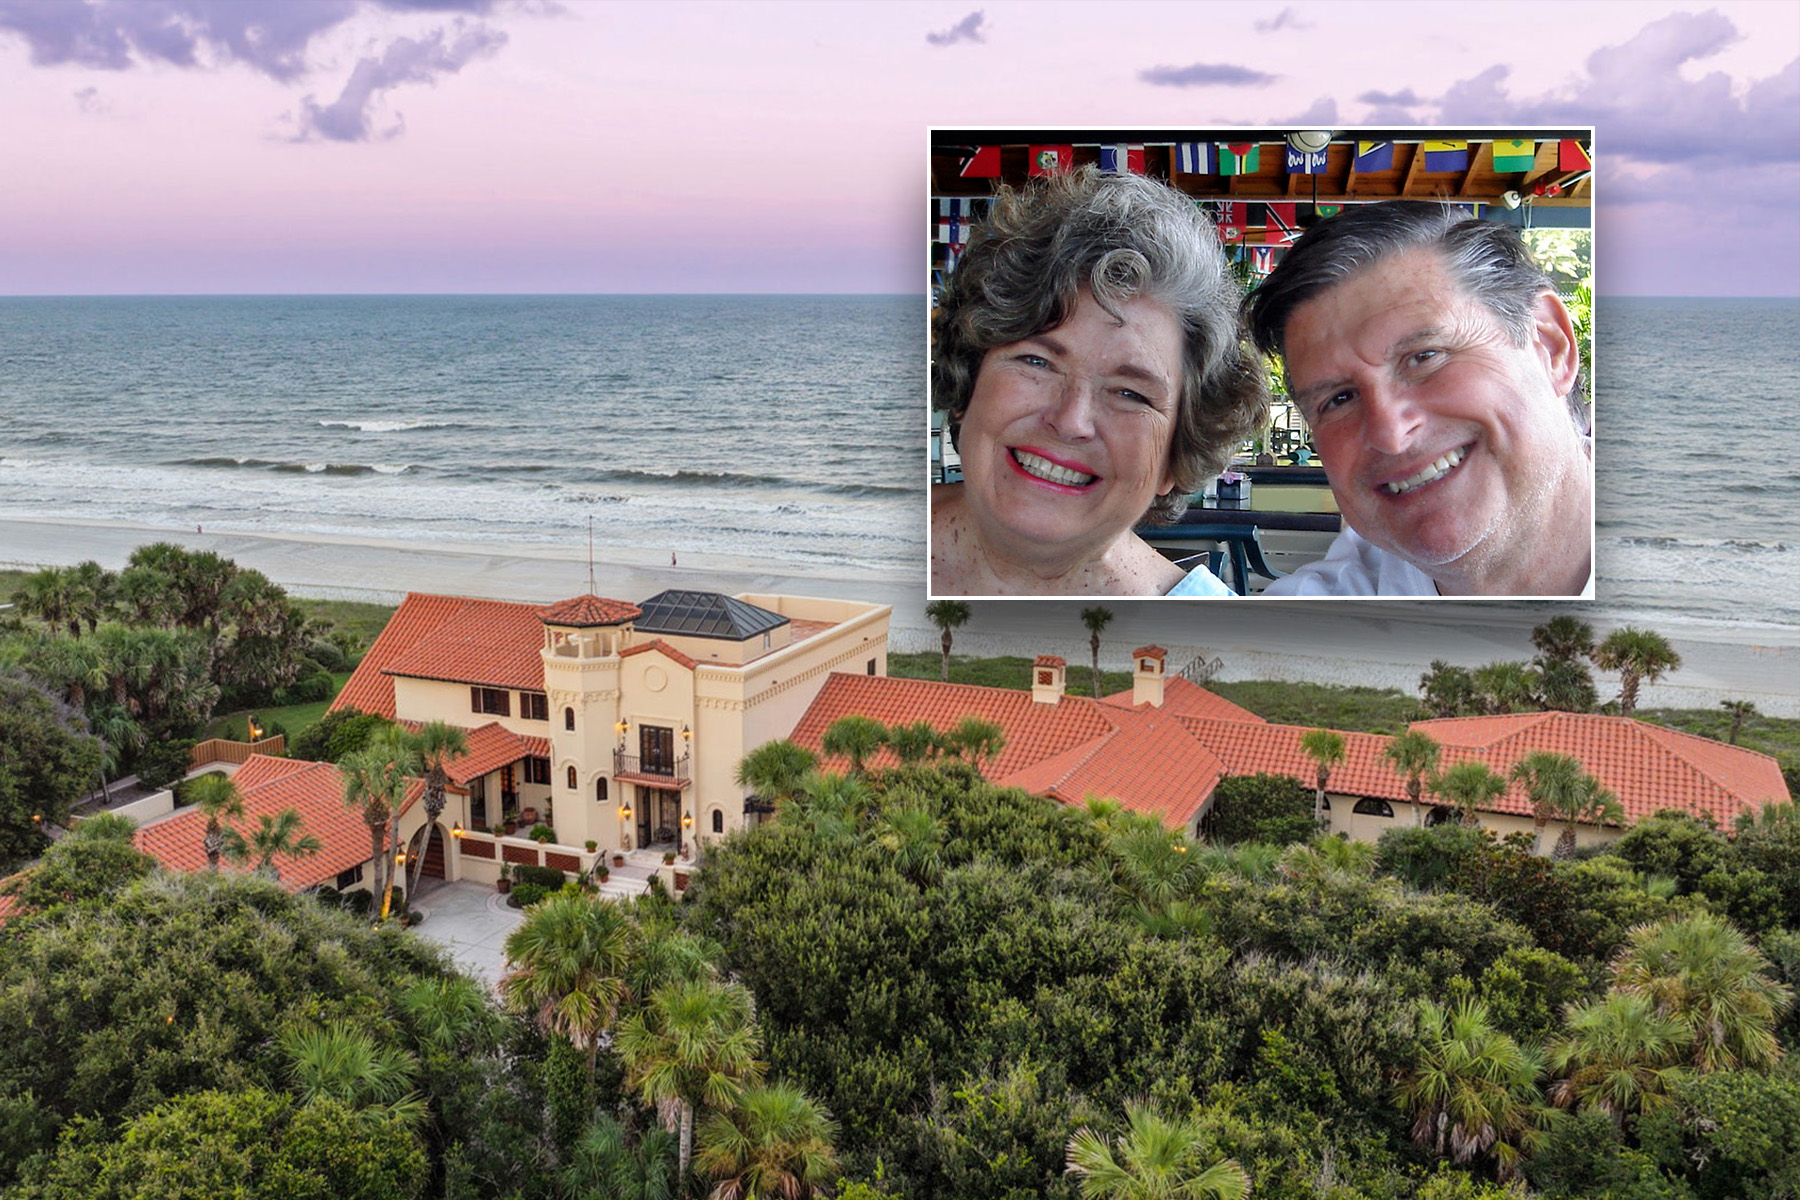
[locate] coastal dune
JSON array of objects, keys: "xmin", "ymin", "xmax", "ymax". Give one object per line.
[{"xmin": 4, "ymin": 515, "xmax": 1797, "ymax": 718}]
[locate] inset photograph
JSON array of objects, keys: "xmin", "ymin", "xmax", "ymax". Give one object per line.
[{"xmin": 928, "ymin": 129, "xmax": 1594, "ymax": 599}]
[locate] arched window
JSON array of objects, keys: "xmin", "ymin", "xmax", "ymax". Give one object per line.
[
  {"xmin": 566, "ymin": 765, "xmax": 578, "ymax": 790},
  {"xmin": 1352, "ymin": 798, "xmax": 1395, "ymax": 818},
  {"xmin": 564, "ymin": 707, "xmax": 575, "ymax": 731},
  {"xmin": 595, "ymin": 778, "xmax": 608, "ymax": 802},
  {"xmin": 711, "ymin": 808, "xmax": 724, "ymax": 834}
]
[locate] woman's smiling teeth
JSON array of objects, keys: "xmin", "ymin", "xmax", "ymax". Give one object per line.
[
  {"xmin": 1383, "ymin": 446, "xmax": 1468, "ymax": 495},
  {"xmin": 1012, "ymin": 449, "xmax": 1096, "ymax": 487}
]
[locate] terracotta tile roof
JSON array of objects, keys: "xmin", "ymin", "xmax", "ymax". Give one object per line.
[
  {"xmin": 1179, "ymin": 718, "xmax": 1411, "ymax": 802},
  {"xmin": 447, "ymin": 723, "xmax": 552, "ymax": 786},
  {"xmin": 620, "ymin": 639, "xmax": 698, "ymax": 670},
  {"xmin": 1105, "ymin": 676, "xmax": 1270, "ymax": 723},
  {"xmin": 791, "ymin": 673, "xmax": 1255, "ymax": 827},
  {"xmin": 1133, "ymin": 645, "xmax": 1167, "ymax": 661},
  {"xmin": 538, "ymin": 595, "xmax": 642, "ymax": 626},
  {"xmin": 1035, "ymin": 655, "xmax": 1066, "ymax": 668},
  {"xmin": 333, "ymin": 593, "xmax": 546, "ymax": 718},
  {"xmin": 1411, "ymin": 712, "xmax": 1787, "ymax": 828},
  {"xmin": 134, "ymin": 755, "xmax": 422, "ymax": 892}
]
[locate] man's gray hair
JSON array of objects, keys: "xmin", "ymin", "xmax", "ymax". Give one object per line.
[
  {"xmin": 932, "ymin": 166, "xmax": 1268, "ymax": 525},
  {"xmin": 1244, "ymin": 201, "xmax": 1588, "ymax": 431}
]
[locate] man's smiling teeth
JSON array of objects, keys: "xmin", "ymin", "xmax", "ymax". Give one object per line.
[
  {"xmin": 1383, "ymin": 447, "xmax": 1467, "ymax": 495},
  {"xmin": 1013, "ymin": 450, "xmax": 1095, "ymax": 487}
]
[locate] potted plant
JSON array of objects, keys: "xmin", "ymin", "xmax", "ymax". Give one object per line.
[
  {"xmin": 503, "ymin": 816, "xmax": 519, "ymax": 836},
  {"xmin": 489, "ymin": 823, "xmax": 504, "ymax": 837},
  {"xmin": 584, "ymin": 840, "xmax": 598, "ymax": 853},
  {"xmin": 496, "ymin": 863, "xmax": 512, "ymax": 894},
  {"xmin": 596, "ymin": 864, "xmax": 610, "ymax": 882},
  {"xmin": 662, "ymin": 850, "xmax": 676, "ymax": 865},
  {"xmin": 612, "ymin": 851, "xmax": 625, "ymax": 867},
  {"xmin": 529, "ymin": 824, "xmax": 556, "ymax": 844}
]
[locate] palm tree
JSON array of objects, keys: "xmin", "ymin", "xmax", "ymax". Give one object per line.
[
  {"xmin": 1532, "ymin": 615, "xmax": 1596, "ymax": 664},
  {"xmin": 405, "ymin": 720, "xmax": 468, "ymax": 894},
  {"xmin": 221, "ymin": 807, "xmax": 322, "ymax": 880},
  {"xmin": 398, "ymin": 976, "xmax": 501, "ymax": 1057},
  {"xmin": 790, "ymin": 771, "xmax": 870, "ymax": 841},
  {"xmin": 735, "ymin": 740, "xmax": 818, "ymax": 808},
  {"xmin": 924, "ymin": 600, "xmax": 971, "ymax": 682},
  {"xmin": 1473, "ymin": 661, "xmax": 1538, "ymax": 715},
  {"xmin": 1394, "ymin": 998, "xmax": 1546, "ymax": 1179},
  {"xmin": 185, "ymin": 771, "xmax": 244, "ymax": 871},
  {"xmin": 1430, "ymin": 760, "xmax": 1508, "ymax": 829},
  {"xmin": 501, "ymin": 890, "xmax": 635, "ymax": 1077},
  {"xmin": 1298, "ymin": 728, "xmax": 1345, "ymax": 826},
  {"xmin": 820, "ymin": 715, "xmax": 886, "ymax": 776},
  {"xmin": 88, "ymin": 704, "xmax": 143, "ymax": 804},
  {"xmin": 617, "ymin": 977, "xmax": 767, "ymax": 1186},
  {"xmin": 1545, "ymin": 991, "xmax": 1690, "ymax": 1122},
  {"xmin": 886, "ymin": 720, "xmax": 943, "ymax": 765},
  {"xmin": 1609, "ymin": 911, "xmax": 1793, "ymax": 1073},
  {"xmin": 66, "ymin": 561, "xmax": 115, "ymax": 637},
  {"xmin": 1510, "ymin": 751, "xmax": 1585, "ymax": 857},
  {"xmin": 872, "ymin": 802, "xmax": 944, "ymax": 885},
  {"xmin": 338, "ymin": 729, "xmax": 418, "ymax": 919},
  {"xmin": 12, "ymin": 566, "xmax": 77, "ymax": 638},
  {"xmin": 1110, "ymin": 823, "xmax": 1203, "ymax": 914},
  {"xmin": 1064, "ymin": 1101, "xmax": 1250, "ymax": 1200},
  {"xmin": 694, "ymin": 1081, "xmax": 840, "ymax": 1200},
  {"xmin": 1720, "ymin": 698, "xmax": 1758, "ymax": 745},
  {"xmin": 1383, "ymin": 729, "xmax": 1440, "ymax": 827},
  {"xmin": 277, "ymin": 1020, "xmax": 423, "ymax": 1124},
  {"xmin": 1081, "ymin": 606, "xmax": 1114, "ymax": 698},
  {"xmin": 559, "ymin": 1113, "xmax": 680, "ymax": 1200},
  {"xmin": 1592, "ymin": 627, "xmax": 1681, "ymax": 715},
  {"xmin": 1553, "ymin": 774, "xmax": 1623, "ymax": 859},
  {"xmin": 943, "ymin": 716, "xmax": 1005, "ymax": 775}
]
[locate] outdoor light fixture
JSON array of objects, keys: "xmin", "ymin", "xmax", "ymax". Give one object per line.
[
  {"xmin": 681, "ymin": 724, "xmax": 691, "ymax": 741},
  {"xmin": 451, "ymin": 823, "xmax": 464, "ymax": 838},
  {"xmin": 395, "ymin": 850, "xmax": 407, "ymax": 864},
  {"xmin": 1500, "ymin": 190, "xmax": 1524, "ymax": 210},
  {"xmin": 1285, "ymin": 129, "xmax": 1333, "ymax": 153},
  {"xmin": 682, "ymin": 812, "xmax": 693, "ymax": 829},
  {"xmin": 247, "ymin": 717, "xmax": 263, "ymax": 740},
  {"xmin": 620, "ymin": 804, "xmax": 633, "ymax": 821},
  {"xmin": 615, "ymin": 718, "xmax": 630, "ymax": 735}
]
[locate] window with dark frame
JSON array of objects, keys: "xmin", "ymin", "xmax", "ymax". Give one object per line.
[
  {"xmin": 564, "ymin": 707, "xmax": 575, "ymax": 731},
  {"xmin": 566, "ymin": 764, "xmax": 578, "ymax": 789},
  {"xmin": 595, "ymin": 778, "xmax": 608, "ymax": 802},
  {"xmin": 711, "ymin": 809, "xmax": 723, "ymax": 833},
  {"xmin": 520, "ymin": 692, "xmax": 548, "ymax": 721},
  {"xmin": 523, "ymin": 756, "xmax": 551, "ymax": 785},
  {"xmin": 471, "ymin": 686, "xmax": 510, "ymax": 716}
]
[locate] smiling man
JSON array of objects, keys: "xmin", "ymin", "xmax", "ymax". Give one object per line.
[{"xmin": 1248, "ymin": 202, "xmax": 1593, "ymax": 597}]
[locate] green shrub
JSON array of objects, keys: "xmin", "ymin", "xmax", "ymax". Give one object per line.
[
  {"xmin": 1205, "ymin": 774, "xmax": 1316, "ymax": 845},
  {"xmin": 510, "ymin": 882, "xmax": 550, "ymax": 908},
  {"xmin": 134, "ymin": 737, "xmax": 197, "ymax": 792},
  {"xmin": 528, "ymin": 824, "xmax": 556, "ymax": 844},
  {"xmin": 514, "ymin": 865, "xmax": 565, "ymax": 890}
]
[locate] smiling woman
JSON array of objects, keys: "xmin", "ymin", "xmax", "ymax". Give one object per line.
[{"xmin": 929, "ymin": 167, "xmax": 1268, "ymax": 597}]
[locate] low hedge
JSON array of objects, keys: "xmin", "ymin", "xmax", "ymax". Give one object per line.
[{"xmin": 514, "ymin": 864, "xmax": 566, "ymax": 890}]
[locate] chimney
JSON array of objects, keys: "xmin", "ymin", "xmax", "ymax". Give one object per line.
[
  {"xmin": 1031, "ymin": 655, "xmax": 1066, "ymax": 704},
  {"xmin": 1132, "ymin": 645, "xmax": 1166, "ymax": 708}
]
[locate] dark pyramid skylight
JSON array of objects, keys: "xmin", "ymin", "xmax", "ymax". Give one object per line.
[{"xmin": 634, "ymin": 590, "xmax": 788, "ymax": 641}]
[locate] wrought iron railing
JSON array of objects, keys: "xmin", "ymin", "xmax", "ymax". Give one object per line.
[{"xmin": 613, "ymin": 751, "xmax": 691, "ymax": 782}]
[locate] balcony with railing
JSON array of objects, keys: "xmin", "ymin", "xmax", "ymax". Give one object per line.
[{"xmin": 613, "ymin": 750, "xmax": 691, "ymax": 786}]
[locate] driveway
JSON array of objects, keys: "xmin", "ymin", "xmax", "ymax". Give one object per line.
[{"xmin": 407, "ymin": 880, "xmax": 523, "ymax": 987}]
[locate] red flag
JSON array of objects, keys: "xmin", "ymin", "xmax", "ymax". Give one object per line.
[
  {"xmin": 959, "ymin": 146, "xmax": 1001, "ymax": 178},
  {"xmin": 1264, "ymin": 202, "xmax": 1297, "ymax": 242},
  {"xmin": 1214, "ymin": 201, "xmax": 1243, "ymax": 243},
  {"xmin": 1558, "ymin": 139, "xmax": 1591, "ymax": 171},
  {"xmin": 1028, "ymin": 145, "xmax": 1074, "ymax": 176}
]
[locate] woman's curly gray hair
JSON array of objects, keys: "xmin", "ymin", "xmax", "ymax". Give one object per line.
[{"xmin": 932, "ymin": 166, "xmax": 1268, "ymax": 525}]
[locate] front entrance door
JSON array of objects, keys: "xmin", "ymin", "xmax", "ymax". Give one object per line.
[{"xmin": 637, "ymin": 787, "xmax": 681, "ymax": 848}]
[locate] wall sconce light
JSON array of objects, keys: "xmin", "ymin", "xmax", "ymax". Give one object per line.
[
  {"xmin": 615, "ymin": 718, "xmax": 630, "ymax": 735},
  {"xmin": 681, "ymin": 724, "xmax": 691, "ymax": 741},
  {"xmin": 620, "ymin": 804, "xmax": 633, "ymax": 821},
  {"xmin": 451, "ymin": 822, "xmax": 464, "ymax": 838},
  {"xmin": 395, "ymin": 850, "xmax": 407, "ymax": 864},
  {"xmin": 681, "ymin": 812, "xmax": 693, "ymax": 830}
]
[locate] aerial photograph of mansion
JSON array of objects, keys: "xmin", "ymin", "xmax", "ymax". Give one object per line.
[{"xmin": 127, "ymin": 586, "xmax": 1789, "ymax": 898}]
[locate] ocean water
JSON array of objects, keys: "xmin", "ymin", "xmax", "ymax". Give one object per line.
[
  {"xmin": 0, "ymin": 295, "xmax": 1795, "ymax": 631},
  {"xmin": 0, "ymin": 296, "xmax": 924, "ymax": 577}
]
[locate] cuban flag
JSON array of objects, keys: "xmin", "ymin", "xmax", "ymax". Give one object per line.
[
  {"xmin": 1285, "ymin": 145, "xmax": 1328, "ymax": 174},
  {"xmin": 1176, "ymin": 142, "xmax": 1213, "ymax": 174},
  {"xmin": 1423, "ymin": 140, "xmax": 1470, "ymax": 172},
  {"xmin": 1354, "ymin": 141, "xmax": 1393, "ymax": 172},
  {"xmin": 1098, "ymin": 144, "xmax": 1146, "ymax": 175}
]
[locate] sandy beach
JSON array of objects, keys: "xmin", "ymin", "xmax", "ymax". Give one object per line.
[{"xmin": 5, "ymin": 515, "xmax": 1797, "ymax": 717}]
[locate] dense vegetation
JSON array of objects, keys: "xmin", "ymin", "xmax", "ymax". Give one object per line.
[
  {"xmin": 0, "ymin": 550, "xmax": 376, "ymax": 868},
  {"xmin": 5, "ymin": 740, "xmax": 1796, "ymax": 1198}
]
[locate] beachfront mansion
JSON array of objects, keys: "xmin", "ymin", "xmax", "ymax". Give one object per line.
[{"xmin": 132, "ymin": 586, "xmax": 1787, "ymax": 896}]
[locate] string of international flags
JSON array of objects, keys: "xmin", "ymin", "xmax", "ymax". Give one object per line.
[{"xmin": 954, "ymin": 138, "xmax": 1591, "ymax": 179}]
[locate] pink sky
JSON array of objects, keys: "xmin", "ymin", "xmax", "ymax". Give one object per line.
[{"xmin": 0, "ymin": 0, "xmax": 1793, "ymax": 295}]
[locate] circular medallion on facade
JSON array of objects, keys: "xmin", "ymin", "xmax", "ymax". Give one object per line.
[{"xmin": 644, "ymin": 666, "xmax": 668, "ymax": 692}]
